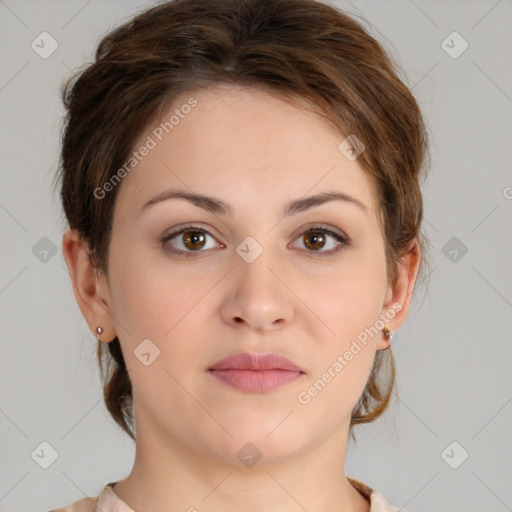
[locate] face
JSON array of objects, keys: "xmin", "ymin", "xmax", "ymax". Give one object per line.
[{"xmin": 100, "ymin": 85, "xmax": 397, "ymax": 464}]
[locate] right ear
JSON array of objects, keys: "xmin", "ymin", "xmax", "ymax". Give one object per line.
[{"xmin": 61, "ymin": 229, "xmax": 116, "ymax": 343}]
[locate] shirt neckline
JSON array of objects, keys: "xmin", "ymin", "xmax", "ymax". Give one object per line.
[{"xmin": 102, "ymin": 478, "xmax": 376, "ymax": 511}]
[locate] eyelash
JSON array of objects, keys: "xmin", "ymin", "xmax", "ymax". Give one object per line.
[{"xmin": 161, "ymin": 224, "xmax": 351, "ymax": 259}]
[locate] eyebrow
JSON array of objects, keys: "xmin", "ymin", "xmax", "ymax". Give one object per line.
[{"xmin": 140, "ymin": 189, "xmax": 368, "ymax": 217}]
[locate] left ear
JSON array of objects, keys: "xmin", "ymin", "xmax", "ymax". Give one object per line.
[{"xmin": 377, "ymin": 238, "xmax": 422, "ymax": 350}]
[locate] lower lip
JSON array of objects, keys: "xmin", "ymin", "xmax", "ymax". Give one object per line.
[{"xmin": 208, "ymin": 369, "xmax": 304, "ymax": 393}]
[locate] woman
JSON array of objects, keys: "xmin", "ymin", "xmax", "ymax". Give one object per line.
[{"xmin": 53, "ymin": 0, "xmax": 430, "ymax": 510}]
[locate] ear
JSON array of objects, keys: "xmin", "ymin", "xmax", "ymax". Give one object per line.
[
  {"xmin": 61, "ymin": 229, "xmax": 116, "ymax": 343},
  {"xmin": 377, "ymin": 238, "xmax": 422, "ymax": 351}
]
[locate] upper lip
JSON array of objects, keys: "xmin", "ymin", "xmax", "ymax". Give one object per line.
[{"xmin": 208, "ymin": 352, "xmax": 305, "ymax": 373}]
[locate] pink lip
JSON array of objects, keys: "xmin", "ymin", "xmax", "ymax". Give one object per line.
[{"xmin": 208, "ymin": 352, "xmax": 305, "ymax": 393}]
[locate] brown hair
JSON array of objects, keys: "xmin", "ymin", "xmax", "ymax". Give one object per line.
[{"xmin": 55, "ymin": 0, "xmax": 431, "ymax": 443}]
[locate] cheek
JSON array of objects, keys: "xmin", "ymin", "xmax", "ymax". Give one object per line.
[
  {"xmin": 307, "ymin": 248, "xmax": 387, "ymax": 335},
  {"xmin": 107, "ymin": 244, "xmax": 222, "ymax": 380},
  {"xmin": 300, "ymin": 251, "xmax": 386, "ymax": 394},
  {"xmin": 107, "ymin": 239, "xmax": 192, "ymax": 331},
  {"xmin": 294, "ymin": 271, "xmax": 383, "ymax": 421}
]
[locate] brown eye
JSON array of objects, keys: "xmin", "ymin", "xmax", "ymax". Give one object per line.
[
  {"xmin": 303, "ymin": 230, "xmax": 327, "ymax": 251},
  {"xmin": 181, "ymin": 230, "xmax": 207, "ymax": 250},
  {"xmin": 162, "ymin": 226, "xmax": 220, "ymax": 257},
  {"xmin": 292, "ymin": 226, "xmax": 350, "ymax": 256}
]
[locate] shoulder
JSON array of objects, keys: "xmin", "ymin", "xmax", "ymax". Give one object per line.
[
  {"xmin": 49, "ymin": 482, "xmax": 129, "ymax": 512},
  {"xmin": 348, "ymin": 476, "xmax": 405, "ymax": 512}
]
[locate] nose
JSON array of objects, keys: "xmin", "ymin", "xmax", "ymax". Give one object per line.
[{"xmin": 220, "ymin": 252, "xmax": 294, "ymax": 334}]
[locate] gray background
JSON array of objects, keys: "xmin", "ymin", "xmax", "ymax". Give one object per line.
[{"xmin": 1, "ymin": 0, "xmax": 511, "ymax": 511}]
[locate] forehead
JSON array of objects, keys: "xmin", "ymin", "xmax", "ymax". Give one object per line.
[{"xmin": 115, "ymin": 84, "xmax": 379, "ymax": 223}]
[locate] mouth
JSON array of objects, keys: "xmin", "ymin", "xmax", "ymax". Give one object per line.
[{"xmin": 208, "ymin": 352, "xmax": 305, "ymax": 393}]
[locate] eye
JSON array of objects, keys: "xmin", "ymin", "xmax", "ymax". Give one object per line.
[
  {"xmin": 161, "ymin": 224, "xmax": 351, "ymax": 258},
  {"xmin": 161, "ymin": 224, "xmax": 221, "ymax": 257},
  {"xmin": 291, "ymin": 224, "xmax": 350, "ymax": 257}
]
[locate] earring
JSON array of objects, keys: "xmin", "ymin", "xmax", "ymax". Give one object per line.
[
  {"xmin": 382, "ymin": 326, "xmax": 393, "ymax": 342},
  {"xmin": 96, "ymin": 326, "xmax": 104, "ymax": 340}
]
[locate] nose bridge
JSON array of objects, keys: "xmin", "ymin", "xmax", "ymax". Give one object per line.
[
  {"xmin": 223, "ymin": 233, "xmax": 293, "ymax": 330},
  {"xmin": 234, "ymin": 234, "xmax": 281, "ymax": 296}
]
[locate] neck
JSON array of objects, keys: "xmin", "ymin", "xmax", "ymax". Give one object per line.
[{"xmin": 112, "ymin": 416, "xmax": 370, "ymax": 512}]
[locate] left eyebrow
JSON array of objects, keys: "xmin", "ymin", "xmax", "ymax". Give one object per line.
[{"xmin": 140, "ymin": 189, "xmax": 368, "ymax": 217}]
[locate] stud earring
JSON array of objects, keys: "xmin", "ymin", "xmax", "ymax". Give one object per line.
[
  {"xmin": 96, "ymin": 326, "xmax": 104, "ymax": 340},
  {"xmin": 382, "ymin": 326, "xmax": 393, "ymax": 342}
]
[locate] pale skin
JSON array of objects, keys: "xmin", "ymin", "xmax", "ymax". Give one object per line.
[{"xmin": 62, "ymin": 84, "xmax": 421, "ymax": 512}]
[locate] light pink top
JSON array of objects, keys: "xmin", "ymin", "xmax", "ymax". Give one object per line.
[{"xmin": 49, "ymin": 478, "xmax": 404, "ymax": 511}]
